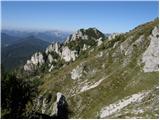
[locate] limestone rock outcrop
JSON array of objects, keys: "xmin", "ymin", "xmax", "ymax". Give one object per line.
[
  {"xmin": 71, "ymin": 64, "xmax": 83, "ymax": 80},
  {"xmin": 65, "ymin": 28, "xmax": 104, "ymax": 43},
  {"xmin": 142, "ymin": 26, "xmax": 159, "ymax": 72},
  {"xmin": 54, "ymin": 92, "xmax": 68, "ymax": 118},
  {"xmin": 108, "ymin": 33, "xmax": 122, "ymax": 40},
  {"xmin": 24, "ymin": 52, "xmax": 44, "ymax": 71},
  {"xmin": 45, "ymin": 42, "xmax": 61, "ymax": 55},
  {"xmin": 96, "ymin": 37, "xmax": 103, "ymax": 46},
  {"xmin": 61, "ymin": 46, "xmax": 78, "ymax": 62}
]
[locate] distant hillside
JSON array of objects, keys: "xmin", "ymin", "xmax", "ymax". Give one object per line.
[
  {"xmin": 1, "ymin": 33, "xmax": 22, "ymax": 48},
  {"xmin": 2, "ymin": 36, "xmax": 50, "ymax": 71},
  {"xmin": 2, "ymin": 29, "xmax": 71, "ymax": 43}
]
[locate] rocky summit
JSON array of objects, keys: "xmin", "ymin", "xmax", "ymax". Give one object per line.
[
  {"xmin": 23, "ymin": 28, "xmax": 105, "ymax": 73},
  {"xmin": 4, "ymin": 18, "xmax": 159, "ymax": 119}
]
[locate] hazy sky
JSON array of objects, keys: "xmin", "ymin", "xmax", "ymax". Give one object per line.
[{"xmin": 2, "ymin": 1, "xmax": 159, "ymax": 33}]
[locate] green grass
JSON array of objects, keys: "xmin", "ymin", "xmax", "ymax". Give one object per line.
[{"xmin": 24, "ymin": 18, "xmax": 159, "ymax": 118}]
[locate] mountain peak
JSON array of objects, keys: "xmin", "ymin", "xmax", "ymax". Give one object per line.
[{"xmin": 65, "ymin": 27, "xmax": 104, "ymax": 44}]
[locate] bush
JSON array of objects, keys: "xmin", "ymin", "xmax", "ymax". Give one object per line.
[{"xmin": 1, "ymin": 71, "xmax": 38, "ymax": 118}]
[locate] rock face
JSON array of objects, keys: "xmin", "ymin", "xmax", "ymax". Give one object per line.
[
  {"xmin": 65, "ymin": 28, "xmax": 104, "ymax": 43},
  {"xmin": 55, "ymin": 92, "xmax": 68, "ymax": 118},
  {"xmin": 61, "ymin": 46, "xmax": 77, "ymax": 62},
  {"xmin": 45, "ymin": 42, "xmax": 61, "ymax": 55},
  {"xmin": 125, "ymin": 35, "xmax": 144, "ymax": 56},
  {"xmin": 42, "ymin": 98, "xmax": 47, "ymax": 114},
  {"xmin": 30, "ymin": 92, "xmax": 68, "ymax": 119},
  {"xmin": 100, "ymin": 91, "xmax": 149, "ymax": 118},
  {"xmin": 31, "ymin": 52, "xmax": 44, "ymax": 65},
  {"xmin": 71, "ymin": 64, "xmax": 83, "ymax": 80},
  {"xmin": 65, "ymin": 29, "xmax": 88, "ymax": 43},
  {"xmin": 24, "ymin": 52, "xmax": 44, "ymax": 71},
  {"xmin": 82, "ymin": 44, "xmax": 90, "ymax": 51},
  {"xmin": 48, "ymin": 65, "xmax": 54, "ymax": 72},
  {"xmin": 108, "ymin": 33, "xmax": 122, "ymax": 40},
  {"xmin": 120, "ymin": 36, "xmax": 133, "ymax": 55},
  {"xmin": 142, "ymin": 26, "xmax": 159, "ymax": 72},
  {"xmin": 96, "ymin": 37, "xmax": 103, "ymax": 46},
  {"xmin": 48, "ymin": 54, "xmax": 54, "ymax": 63}
]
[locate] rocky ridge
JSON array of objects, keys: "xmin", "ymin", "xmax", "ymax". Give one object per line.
[
  {"xmin": 23, "ymin": 18, "xmax": 159, "ymax": 119},
  {"xmin": 24, "ymin": 28, "xmax": 105, "ymax": 73},
  {"xmin": 142, "ymin": 26, "xmax": 159, "ymax": 72}
]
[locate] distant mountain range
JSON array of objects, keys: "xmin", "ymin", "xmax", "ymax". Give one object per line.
[
  {"xmin": 2, "ymin": 35, "xmax": 50, "ymax": 71},
  {"xmin": 2, "ymin": 29, "xmax": 72, "ymax": 43},
  {"xmin": 1, "ymin": 29, "xmax": 71, "ymax": 71},
  {"xmin": 1, "ymin": 33, "xmax": 22, "ymax": 48}
]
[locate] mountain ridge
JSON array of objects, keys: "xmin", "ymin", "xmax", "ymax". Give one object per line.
[
  {"xmin": 24, "ymin": 18, "xmax": 158, "ymax": 118},
  {"xmin": 2, "ymin": 18, "xmax": 159, "ymax": 119},
  {"xmin": 23, "ymin": 28, "xmax": 106, "ymax": 74},
  {"xmin": 2, "ymin": 29, "xmax": 72, "ymax": 43}
]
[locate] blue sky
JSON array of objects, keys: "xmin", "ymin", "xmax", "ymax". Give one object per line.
[{"xmin": 2, "ymin": 1, "xmax": 159, "ymax": 33}]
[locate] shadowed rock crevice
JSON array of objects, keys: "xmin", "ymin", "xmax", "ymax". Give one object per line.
[
  {"xmin": 56, "ymin": 93, "xmax": 69, "ymax": 118},
  {"xmin": 30, "ymin": 92, "xmax": 69, "ymax": 119}
]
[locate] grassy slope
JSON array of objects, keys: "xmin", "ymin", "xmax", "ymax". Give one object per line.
[{"xmin": 34, "ymin": 18, "xmax": 159, "ymax": 118}]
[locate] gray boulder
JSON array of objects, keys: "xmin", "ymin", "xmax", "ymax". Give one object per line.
[{"xmin": 142, "ymin": 26, "xmax": 159, "ymax": 72}]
